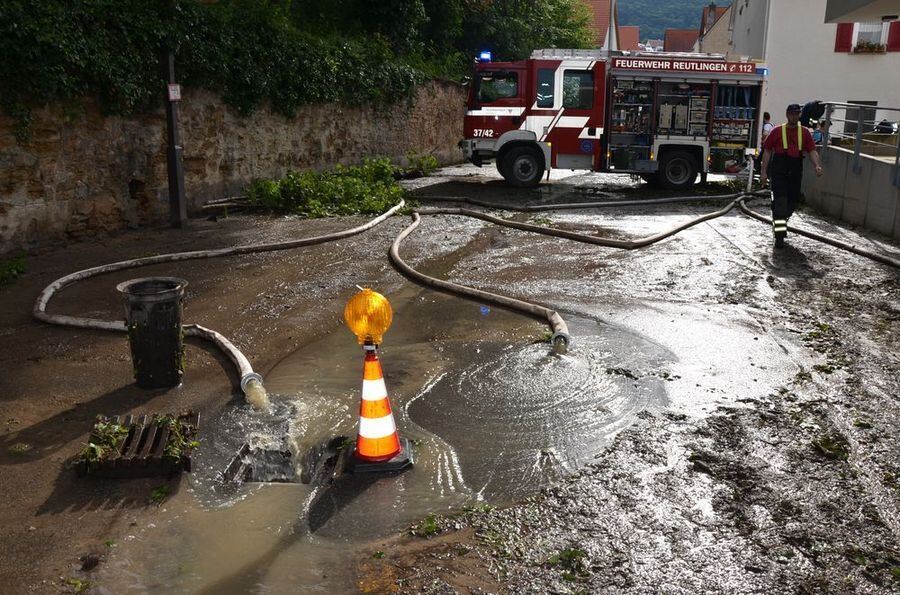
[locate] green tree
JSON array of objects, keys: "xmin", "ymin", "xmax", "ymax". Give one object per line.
[
  {"xmin": 458, "ymin": 0, "xmax": 592, "ymax": 61},
  {"xmin": 422, "ymin": 0, "xmax": 464, "ymax": 51},
  {"xmin": 0, "ymin": 0, "xmax": 591, "ymax": 133}
]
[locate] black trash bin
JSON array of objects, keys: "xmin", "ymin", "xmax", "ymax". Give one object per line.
[{"xmin": 117, "ymin": 277, "xmax": 188, "ymax": 389}]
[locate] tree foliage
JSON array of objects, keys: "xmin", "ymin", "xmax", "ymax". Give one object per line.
[
  {"xmin": 0, "ymin": 0, "xmax": 590, "ymax": 133},
  {"xmin": 457, "ymin": 0, "xmax": 592, "ymax": 61}
]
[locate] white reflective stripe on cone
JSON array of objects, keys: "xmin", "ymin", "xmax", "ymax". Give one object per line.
[
  {"xmin": 361, "ymin": 378, "xmax": 388, "ymax": 401},
  {"xmin": 358, "ymin": 414, "xmax": 396, "ymax": 439}
]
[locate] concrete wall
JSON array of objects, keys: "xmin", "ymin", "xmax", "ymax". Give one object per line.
[
  {"xmin": 729, "ymin": 0, "xmax": 900, "ymax": 125},
  {"xmin": 0, "ymin": 81, "xmax": 466, "ymax": 255},
  {"xmin": 728, "ymin": 0, "xmax": 769, "ymax": 60},
  {"xmin": 802, "ymin": 145, "xmax": 900, "ymax": 240}
]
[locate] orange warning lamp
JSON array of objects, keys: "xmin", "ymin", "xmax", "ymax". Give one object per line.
[{"xmin": 344, "ymin": 288, "xmax": 393, "ymax": 345}]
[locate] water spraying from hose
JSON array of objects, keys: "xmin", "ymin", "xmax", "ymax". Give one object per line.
[{"xmin": 242, "ymin": 377, "xmax": 270, "ymax": 411}]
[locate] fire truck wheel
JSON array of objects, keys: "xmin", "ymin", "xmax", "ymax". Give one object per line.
[
  {"xmin": 502, "ymin": 146, "xmax": 544, "ymax": 188},
  {"xmin": 659, "ymin": 151, "xmax": 698, "ymax": 190}
]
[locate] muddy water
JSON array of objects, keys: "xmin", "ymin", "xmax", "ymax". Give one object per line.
[
  {"xmin": 99, "ymin": 281, "xmax": 669, "ymax": 592},
  {"xmin": 406, "ymin": 315, "xmax": 669, "ymax": 500}
]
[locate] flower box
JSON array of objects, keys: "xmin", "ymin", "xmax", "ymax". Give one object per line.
[{"xmin": 853, "ymin": 41, "xmax": 887, "ymax": 53}]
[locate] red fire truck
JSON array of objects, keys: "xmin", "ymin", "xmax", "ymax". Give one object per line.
[{"xmin": 461, "ymin": 50, "xmax": 766, "ymax": 189}]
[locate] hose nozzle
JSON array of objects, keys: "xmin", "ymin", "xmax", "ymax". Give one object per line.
[
  {"xmin": 550, "ymin": 332, "xmax": 569, "ymax": 355},
  {"xmin": 240, "ymin": 373, "xmax": 270, "ymax": 411}
]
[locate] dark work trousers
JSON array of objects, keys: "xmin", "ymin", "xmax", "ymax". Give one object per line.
[{"xmin": 769, "ymin": 153, "xmax": 803, "ymax": 241}]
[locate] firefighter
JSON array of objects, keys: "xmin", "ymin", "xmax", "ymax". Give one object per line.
[{"xmin": 759, "ymin": 103, "xmax": 824, "ymax": 247}]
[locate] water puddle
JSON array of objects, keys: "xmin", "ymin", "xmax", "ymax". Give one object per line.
[
  {"xmin": 100, "ymin": 289, "xmax": 669, "ymax": 592},
  {"xmin": 406, "ymin": 319, "xmax": 668, "ymax": 500}
]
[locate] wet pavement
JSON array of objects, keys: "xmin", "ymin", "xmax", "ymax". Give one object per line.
[
  {"xmin": 361, "ymin": 166, "xmax": 900, "ymax": 593},
  {"xmin": 2, "ymin": 163, "xmax": 899, "ymax": 593}
]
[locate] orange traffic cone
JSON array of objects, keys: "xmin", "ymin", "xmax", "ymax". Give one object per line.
[
  {"xmin": 350, "ymin": 344, "xmax": 412, "ymax": 472},
  {"xmin": 356, "ymin": 345, "xmax": 400, "ymax": 460}
]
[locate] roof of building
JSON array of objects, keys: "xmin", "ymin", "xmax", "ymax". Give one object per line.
[
  {"xmin": 618, "ymin": 25, "xmax": 641, "ymax": 51},
  {"xmin": 664, "ymin": 28, "xmax": 700, "ymax": 52},
  {"xmin": 584, "ymin": 0, "xmax": 612, "ymax": 48},
  {"xmin": 700, "ymin": 4, "xmax": 730, "ymax": 36}
]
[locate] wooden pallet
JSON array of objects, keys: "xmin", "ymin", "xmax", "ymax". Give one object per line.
[{"xmin": 76, "ymin": 412, "xmax": 200, "ymax": 478}]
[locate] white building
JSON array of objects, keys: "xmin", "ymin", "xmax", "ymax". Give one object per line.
[{"xmin": 727, "ymin": 0, "xmax": 900, "ymax": 129}]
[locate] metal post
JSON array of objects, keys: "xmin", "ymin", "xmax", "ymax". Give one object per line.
[
  {"xmin": 745, "ymin": 151, "xmax": 755, "ymax": 193},
  {"xmin": 163, "ymin": 48, "xmax": 188, "ymax": 227},
  {"xmin": 821, "ymin": 103, "xmax": 833, "ymax": 163},
  {"xmin": 853, "ymin": 107, "xmax": 864, "ymax": 174},
  {"xmin": 894, "ymin": 133, "xmax": 900, "ymax": 187}
]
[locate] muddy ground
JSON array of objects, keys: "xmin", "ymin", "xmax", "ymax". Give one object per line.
[
  {"xmin": 1, "ymin": 165, "xmax": 899, "ymax": 593},
  {"xmin": 0, "ymin": 208, "xmax": 441, "ymax": 593},
  {"xmin": 360, "ymin": 169, "xmax": 900, "ymax": 593}
]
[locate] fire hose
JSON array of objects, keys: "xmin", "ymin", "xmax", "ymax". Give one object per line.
[
  {"xmin": 33, "ymin": 184, "xmax": 900, "ymax": 406},
  {"xmin": 390, "ymin": 188, "xmax": 899, "ymax": 355},
  {"xmin": 33, "ymin": 200, "xmax": 406, "ymax": 410},
  {"xmin": 391, "ymin": 191, "xmax": 770, "ymax": 354},
  {"xmin": 737, "ymin": 199, "xmax": 900, "ymax": 269}
]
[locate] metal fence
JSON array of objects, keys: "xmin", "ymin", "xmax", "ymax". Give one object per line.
[{"xmin": 820, "ymin": 101, "xmax": 900, "ymax": 186}]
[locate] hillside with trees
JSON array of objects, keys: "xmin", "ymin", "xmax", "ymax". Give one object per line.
[{"xmin": 618, "ymin": 0, "xmax": 719, "ymax": 41}]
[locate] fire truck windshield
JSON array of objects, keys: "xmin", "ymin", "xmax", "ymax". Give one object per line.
[{"xmin": 476, "ymin": 71, "xmax": 518, "ymax": 104}]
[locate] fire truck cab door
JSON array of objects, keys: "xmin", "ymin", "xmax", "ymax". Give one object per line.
[
  {"xmin": 540, "ymin": 61, "xmax": 605, "ymax": 170},
  {"xmin": 465, "ymin": 67, "xmax": 527, "ymax": 141}
]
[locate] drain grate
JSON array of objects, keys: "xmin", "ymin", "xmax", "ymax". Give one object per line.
[
  {"xmin": 222, "ymin": 436, "xmax": 352, "ymax": 485},
  {"xmin": 222, "ymin": 443, "xmax": 297, "ymax": 483},
  {"xmin": 76, "ymin": 412, "xmax": 200, "ymax": 478}
]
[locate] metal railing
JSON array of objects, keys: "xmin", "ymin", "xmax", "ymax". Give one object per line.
[{"xmin": 819, "ymin": 101, "xmax": 900, "ymax": 186}]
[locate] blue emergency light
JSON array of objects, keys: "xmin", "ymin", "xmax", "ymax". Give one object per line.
[{"xmin": 478, "ymin": 51, "xmax": 492, "ymax": 62}]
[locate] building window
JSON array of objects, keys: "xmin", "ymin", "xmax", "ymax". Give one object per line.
[
  {"xmin": 835, "ymin": 22, "xmax": 899, "ymax": 52},
  {"xmin": 856, "ymin": 22, "xmax": 885, "ymax": 45}
]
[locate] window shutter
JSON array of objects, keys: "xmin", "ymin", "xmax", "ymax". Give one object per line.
[
  {"xmin": 834, "ymin": 23, "xmax": 854, "ymax": 52},
  {"xmin": 888, "ymin": 21, "xmax": 900, "ymax": 51}
]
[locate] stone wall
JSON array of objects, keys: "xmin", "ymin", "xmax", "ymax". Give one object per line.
[{"xmin": 0, "ymin": 80, "xmax": 466, "ymax": 254}]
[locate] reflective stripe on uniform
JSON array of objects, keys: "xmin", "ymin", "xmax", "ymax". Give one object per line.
[{"xmin": 781, "ymin": 125, "xmax": 804, "ymax": 151}]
